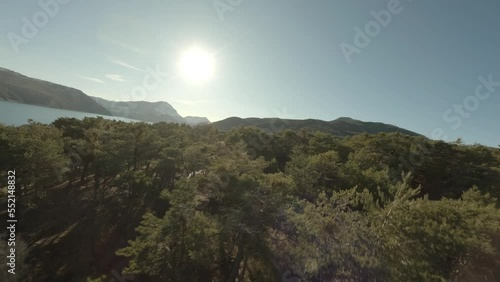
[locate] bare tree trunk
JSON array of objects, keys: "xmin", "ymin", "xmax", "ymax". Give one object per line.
[
  {"xmin": 80, "ymin": 162, "xmax": 89, "ymax": 183},
  {"xmin": 228, "ymin": 238, "xmax": 245, "ymax": 282},
  {"xmin": 239, "ymin": 255, "xmax": 249, "ymax": 281},
  {"xmin": 93, "ymin": 168, "xmax": 100, "ymax": 204}
]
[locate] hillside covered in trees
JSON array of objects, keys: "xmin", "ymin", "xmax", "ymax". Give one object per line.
[
  {"xmin": 212, "ymin": 117, "xmax": 421, "ymax": 137},
  {"xmin": 1, "ymin": 118, "xmax": 499, "ymax": 282}
]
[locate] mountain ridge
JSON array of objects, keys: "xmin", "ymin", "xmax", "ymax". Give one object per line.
[
  {"xmin": 0, "ymin": 68, "xmax": 111, "ymax": 115},
  {"xmin": 90, "ymin": 96, "xmax": 211, "ymax": 125},
  {"xmin": 212, "ymin": 116, "xmax": 422, "ymax": 137},
  {"xmin": 0, "ymin": 67, "xmax": 421, "ymax": 136},
  {"xmin": 91, "ymin": 96, "xmax": 185, "ymax": 124}
]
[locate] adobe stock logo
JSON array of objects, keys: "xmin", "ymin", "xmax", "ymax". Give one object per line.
[
  {"xmin": 439, "ymin": 74, "xmax": 499, "ymax": 134},
  {"xmin": 127, "ymin": 65, "xmax": 169, "ymax": 101},
  {"xmin": 340, "ymin": 0, "xmax": 407, "ymax": 63},
  {"xmin": 7, "ymin": 0, "xmax": 71, "ymax": 53},
  {"xmin": 213, "ymin": 0, "xmax": 244, "ymax": 21},
  {"xmin": 105, "ymin": 64, "xmax": 169, "ymax": 119}
]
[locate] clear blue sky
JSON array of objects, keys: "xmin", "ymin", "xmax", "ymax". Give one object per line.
[{"xmin": 1, "ymin": 0, "xmax": 499, "ymax": 147}]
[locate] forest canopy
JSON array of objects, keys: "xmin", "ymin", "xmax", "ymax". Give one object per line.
[{"xmin": 0, "ymin": 117, "xmax": 499, "ymax": 282}]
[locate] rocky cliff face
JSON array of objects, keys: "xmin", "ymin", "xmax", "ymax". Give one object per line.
[{"xmin": 91, "ymin": 97, "xmax": 211, "ymax": 125}]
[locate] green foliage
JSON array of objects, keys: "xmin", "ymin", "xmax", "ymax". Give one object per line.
[
  {"xmin": 118, "ymin": 143, "xmax": 282, "ymax": 281},
  {"xmin": 1, "ymin": 118, "xmax": 499, "ymax": 281},
  {"xmin": 0, "ymin": 121, "xmax": 67, "ymax": 197},
  {"xmin": 278, "ymin": 174, "xmax": 500, "ymax": 281}
]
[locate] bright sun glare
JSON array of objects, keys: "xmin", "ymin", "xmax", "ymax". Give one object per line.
[{"xmin": 178, "ymin": 46, "xmax": 215, "ymax": 83}]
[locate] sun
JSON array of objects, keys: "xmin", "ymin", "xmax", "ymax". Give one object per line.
[{"xmin": 178, "ymin": 46, "xmax": 215, "ymax": 83}]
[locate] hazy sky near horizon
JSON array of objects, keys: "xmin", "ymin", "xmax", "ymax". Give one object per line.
[{"xmin": 0, "ymin": 0, "xmax": 499, "ymax": 146}]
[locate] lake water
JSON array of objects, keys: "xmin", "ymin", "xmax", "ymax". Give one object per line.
[{"xmin": 0, "ymin": 101, "xmax": 138, "ymax": 126}]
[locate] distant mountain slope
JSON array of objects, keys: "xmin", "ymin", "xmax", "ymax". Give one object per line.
[
  {"xmin": 213, "ymin": 116, "xmax": 422, "ymax": 137},
  {"xmin": 91, "ymin": 96, "xmax": 185, "ymax": 123},
  {"xmin": 0, "ymin": 67, "xmax": 111, "ymax": 115},
  {"xmin": 91, "ymin": 97, "xmax": 210, "ymax": 125},
  {"xmin": 184, "ymin": 116, "xmax": 210, "ymax": 125}
]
